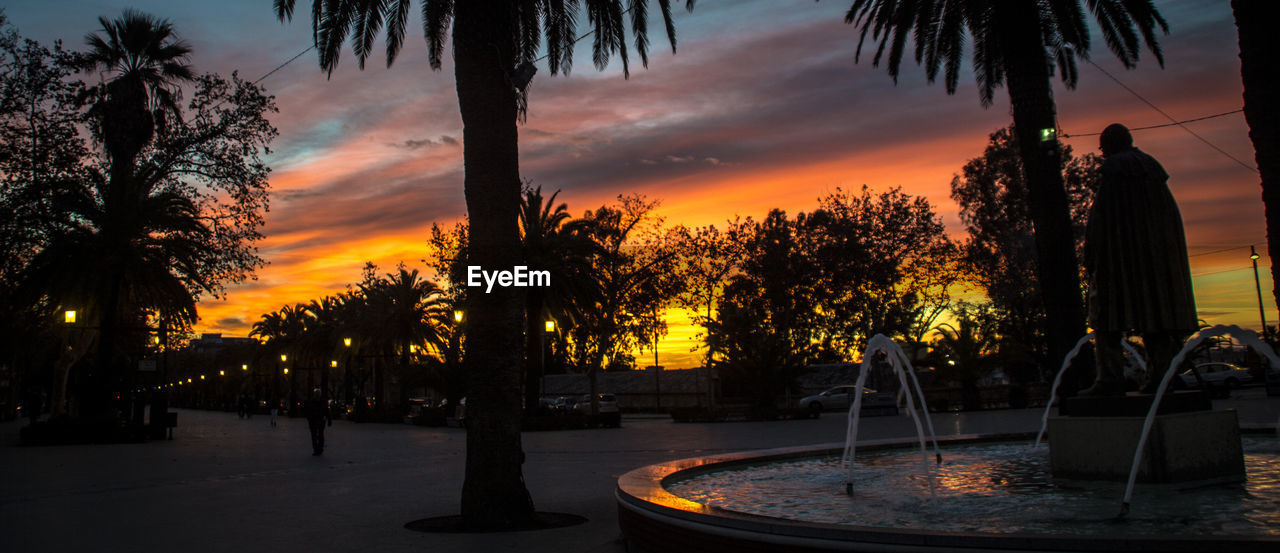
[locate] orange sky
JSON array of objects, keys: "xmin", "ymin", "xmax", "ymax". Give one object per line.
[{"xmin": 8, "ymin": 1, "xmax": 1267, "ymax": 369}]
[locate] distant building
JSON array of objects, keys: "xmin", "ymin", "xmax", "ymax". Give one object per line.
[{"xmin": 189, "ymin": 333, "xmax": 259, "ymax": 354}]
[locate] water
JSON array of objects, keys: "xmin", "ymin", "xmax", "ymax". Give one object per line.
[{"xmin": 666, "ymin": 437, "xmax": 1280, "ymax": 536}]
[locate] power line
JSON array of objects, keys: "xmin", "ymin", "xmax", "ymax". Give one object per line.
[
  {"xmin": 1075, "ymin": 58, "xmax": 1257, "ymax": 175},
  {"xmin": 1189, "ymin": 245, "xmax": 1255, "ymax": 258},
  {"xmin": 253, "ymin": 45, "xmax": 315, "ymax": 85},
  {"xmin": 1192, "ymin": 266, "xmax": 1252, "ymax": 278},
  {"xmin": 1061, "ymin": 109, "xmax": 1243, "ymax": 138}
]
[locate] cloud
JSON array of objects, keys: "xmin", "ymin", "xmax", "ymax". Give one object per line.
[
  {"xmin": 216, "ymin": 317, "xmax": 247, "ymax": 328},
  {"xmin": 154, "ymin": 0, "xmax": 1269, "ymax": 353},
  {"xmin": 394, "ymin": 134, "xmax": 461, "ymax": 150}
]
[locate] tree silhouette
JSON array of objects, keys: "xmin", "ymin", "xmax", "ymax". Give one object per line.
[
  {"xmin": 359, "ymin": 266, "xmax": 447, "ymax": 418},
  {"xmin": 799, "ymin": 186, "xmax": 956, "ymax": 356},
  {"xmin": 1232, "ymin": 1, "xmax": 1280, "ymax": 318},
  {"xmin": 932, "ymin": 302, "xmax": 1000, "ymax": 411},
  {"xmin": 568, "ymin": 194, "xmax": 682, "ymax": 414},
  {"xmin": 950, "ymin": 126, "xmax": 1099, "ymax": 372},
  {"xmin": 274, "ymin": 0, "xmax": 693, "ymax": 527},
  {"xmin": 710, "ymin": 210, "xmax": 817, "ymax": 412},
  {"xmin": 519, "ymin": 184, "xmax": 596, "ymax": 414},
  {"xmin": 79, "ymin": 9, "xmax": 194, "ymax": 185},
  {"xmin": 842, "ymin": 0, "xmax": 1167, "ymax": 367}
]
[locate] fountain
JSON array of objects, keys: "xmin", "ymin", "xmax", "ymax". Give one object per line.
[
  {"xmin": 617, "ymin": 331, "xmax": 1280, "ymax": 552},
  {"xmin": 842, "ymin": 334, "xmax": 940, "ymax": 494}
]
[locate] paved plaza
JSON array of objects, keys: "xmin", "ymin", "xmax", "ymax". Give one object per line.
[{"xmin": 3, "ymin": 390, "xmax": 1277, "ymax": 553}]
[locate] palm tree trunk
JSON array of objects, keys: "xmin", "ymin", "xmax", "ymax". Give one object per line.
[
  {"xmin": 1233, "ymin": 1, "xmax": 1280, "ymax": 322},
  {"xmin": 995, "ymin": 0, "xmax": 1087, "ymax": 385},
  {"xmin": 89, "ymin": 276, "xmax": 124, "ymax": 418},
  {"xmin": 454, "ymin": 0, "xmax": 535, "ymax": 529}
]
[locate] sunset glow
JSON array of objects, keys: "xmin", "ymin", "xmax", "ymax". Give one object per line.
[{"xmin": 6, "ymin": 0, "xmax": 1268, "ymax": 367}]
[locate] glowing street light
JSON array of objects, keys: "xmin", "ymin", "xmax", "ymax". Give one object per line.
[
  {"xmin": 64, "ymin": 310, "xmax": 76, "ymax": 324},
  {"xmin": 343, "ymin": 337, "xmax": 352, "ymax": 347},
  {"xmin": 330, "ymin": 360, "xmax": 338, "ymax": 368},
  {"xmin": 409, "ymin": 344, "xmax": 418, "ymax": 354},
  {"xmin": 453, "ymin": 310, "xmax": 464, "ymax": 323},
  {"xmin": 280, "ymin": 354, "xmax": 288, "ymax": 363},
  {"xmin": 242, "ymin": 364, "xmax": 248, "ymax": 371},
  {"xmin": 283, "ymin": 368, "xmax": 289, "ymax": 375},
  {"xmin": 219, "ymin": 370, "xmax": 225, "ymax": 376},
  {"xmin": 545, "ymin": 320, "xmax": 555, "ymax": 332}
]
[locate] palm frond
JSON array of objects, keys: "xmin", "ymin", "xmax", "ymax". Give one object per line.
[
  {"xmin": 422, "ymin": 0, "xmax": 455, "ymax": 70},
  {"xmin": 384, "ymin": 0, "xmax": 412, "ymax": 67},
  {"xmin": 353, "ymin": 0, "xmax": 389, "ymax": 70},
  {"xmin": 274, "ymin": 0, "xmax": 298, "ymax": 21}
]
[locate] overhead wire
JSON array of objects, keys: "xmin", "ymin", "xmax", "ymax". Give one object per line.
[
  {"xmin": 1065, "ymin": 58, "xmax": 1257, "ymax": 175},
  {"xmin": 1061, "ymin": 110, "xmax": 1243, "ymax": 138}
]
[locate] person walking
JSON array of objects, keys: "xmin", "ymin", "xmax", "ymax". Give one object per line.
[
  {"xmin": 304, "ymin": 388, "xmax": 331, "ymax": 456},
  {"xmin": 269, "ymin": 397, "xmax": 279, "ymax": 427}
]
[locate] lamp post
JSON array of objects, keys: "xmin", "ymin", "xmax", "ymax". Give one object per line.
[
  {"xmin": 541, "ymin": 320, "xmax": 555, "ymax": 408},
  {"xmin": 1252, "ymin": 245, "xmax": 1268, "ymax": 337},
  {"xmin": 342, "ymin": 337, "xmax": 353, "ymax": 411}
]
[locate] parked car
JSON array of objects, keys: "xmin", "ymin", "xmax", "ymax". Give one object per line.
[
  {"xmin": 573, "ymin": 393, "xmax": 621, "ymax": 427},
  {"xmin": 800, "ymin": 385, "xmax": 880, "ymax": 413},
  {"xmin": 552, "ymin": 395, "xmax": 580, "ymax": 414},
  {"xmin": 1181, "ymin": 362, "xmax": 1253, "ymax": 388}
]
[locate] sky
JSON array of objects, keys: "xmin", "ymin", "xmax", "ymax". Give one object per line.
[{"xmin": 3, "ymin": 1, "xmax": 1268, "ymax": 369}]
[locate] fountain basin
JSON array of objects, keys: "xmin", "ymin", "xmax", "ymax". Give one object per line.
[{"xmin": 616, "ymin": 434, "xmax": 1280, "ymax": 552}]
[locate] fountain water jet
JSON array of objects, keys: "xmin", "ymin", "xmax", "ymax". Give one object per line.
[
  {"xmin": 1120, "ymin": 324, "xmax": 1280, "ymax": 515},
  {"xmin": 843, "ymin": 334, "xmax": 940, "ymax": 494},
  {"xmin": 1034, "ymin": 332, "xmax": 1146, "ymax": 447}
]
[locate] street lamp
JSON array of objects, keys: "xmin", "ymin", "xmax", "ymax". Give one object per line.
[
  {"xmin": 280, "ymin": 354, "xmax": 288, "ymax": 363},
  {"xmin": 330, "ymin": 360, "xmax": 338, "ymax": 368},
  {"xmin": 453, "ymin": 310, "xmax": 464, "ymax": 323},
  {"xmin": 538, "ymin": 320, "xmax": 557, "ymax": 409},
  {"xmin": 283, "ymin": 368, "xmax": 289, "ymax": 375},
  {"xmin": 1252, "ymin": 245, "xmax": 1268, "ymax": 335},
  {"xmin": 219, "ymin": 370, "xmax": 225, "ymax": 376},
  {"xmin": 242, "ymin": 364, "xmax": 248, "ymax": 371},
  {"xmin": 64, "ymin": 310, "xmax": 76, "ymax": 324},
  {"xmin": 343, "ymin": 337, "xmax": 352, "ymax": 347}
]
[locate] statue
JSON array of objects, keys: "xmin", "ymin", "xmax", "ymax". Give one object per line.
[{"xmin": 1082, "ymin": 124, "xmax": 1198, "ymax": 396}]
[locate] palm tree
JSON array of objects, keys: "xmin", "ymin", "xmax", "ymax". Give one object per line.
[
  {"xmin": 842, "ymin": 0, "xmax": 1167, "ymax": 370},
  {"xmin": 1232, "ymin": 1, "xmax": 1280, "ymax": 318},
  {"xmin": 519, "ymin": 185, "xmax": 597, "ymax": 414},
  {"xmin": 360, "ymin": 268, "xmax": 447, "ymax": 418},
  {"xmin": 274, "ymin": 0, "xmax": 693, "ymax": 527},
  {"xmin": 80, "ymin": 9, "xmax": 194, "ymax": 185},
  {"xmin": 25, "ymin": 165, "xmax": 212, "ymax": 417},
  {"xmin": 251, "ymin": 303, "xmax": 308, "ymax": 407},
  {"xmin": 933, "ymin": 304, "xmax": 999, "ymax": 411}
]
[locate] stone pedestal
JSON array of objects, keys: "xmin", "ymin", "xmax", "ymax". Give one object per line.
[{"xmin": 1047, "ymin": 409, "xmax": 1245, "ymax": 483}]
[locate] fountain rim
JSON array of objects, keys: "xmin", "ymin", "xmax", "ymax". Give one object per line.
[{"xmin": 616, "ymin": 432, "xmax": 1280, "ymax": 553}]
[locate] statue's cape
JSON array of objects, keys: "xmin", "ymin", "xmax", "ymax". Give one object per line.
[{"xmin": 1084, "ymin": 148, "xmax": 1197, "ymax": 332}]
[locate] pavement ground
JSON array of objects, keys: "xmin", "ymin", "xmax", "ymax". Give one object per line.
[{"xmin": 2, "ymin": 389, "xmax": 1276, "ymax": 553}]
